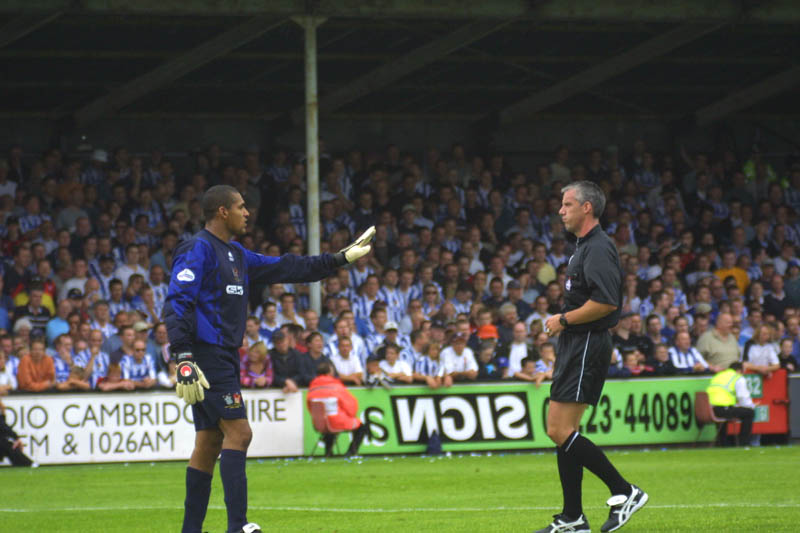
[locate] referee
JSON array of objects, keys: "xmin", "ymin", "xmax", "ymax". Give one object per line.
[
  {"xmin": 537, "ymin": 181, "xmax": 648, "ymax": 533},
  {"xmin": 164, "ymin": 185, "xmax": 374, "ymax": 533}
]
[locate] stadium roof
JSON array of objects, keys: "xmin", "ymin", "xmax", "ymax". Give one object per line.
[{"xmin": 1, "ymin": 0, "xmax": 799, "ymax": 133}]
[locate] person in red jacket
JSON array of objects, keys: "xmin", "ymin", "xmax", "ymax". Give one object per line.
[{"xmin": 306, "ymin": 360, "xmax": 370, "ymax": 457}]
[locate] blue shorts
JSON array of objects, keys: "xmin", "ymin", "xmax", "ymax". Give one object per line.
[{"xmin": 191, "ymin": 343, "xmax": 246, "ymax": 431}]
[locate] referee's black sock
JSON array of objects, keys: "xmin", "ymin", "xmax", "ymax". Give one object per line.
[
  {"xmin": 562, "ymin": 431, "xmax": 631, "ymax": 496},
  {"xmin": 183, "ymin": 466, "xmax": 212, "ymax": 533},
  {"xmin": 220, "ymin": 448, "xmax": 248, "ymax": 533},
  {"xmin": 556, "ymin": 446, "xmax": 583, "ymax": 519}
]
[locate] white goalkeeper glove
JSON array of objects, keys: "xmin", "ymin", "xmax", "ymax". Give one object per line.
[
  {"xmin": 339, "ymin": 225, "xmax": 375, "ymax": 263},
  {"xmin": 175, "ymin": 355, "xmax": 210, "ymax": 405}
]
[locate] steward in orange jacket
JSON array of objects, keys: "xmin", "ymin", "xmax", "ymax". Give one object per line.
[{"xmin": 306, "ymin": 361, "xmax": 369, "ymax": 456}]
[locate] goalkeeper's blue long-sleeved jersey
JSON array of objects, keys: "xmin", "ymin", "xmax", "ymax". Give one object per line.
[{"xmin": 163, "ymin": 229, "xmax": 341, "ymax": 355}]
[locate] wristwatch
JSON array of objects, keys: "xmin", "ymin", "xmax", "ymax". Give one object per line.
[{"xmin": 559, "ymin": 314, "xmax": 569, "ymax": 328}]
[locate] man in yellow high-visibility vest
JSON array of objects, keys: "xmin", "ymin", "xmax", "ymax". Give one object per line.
[{"xmin": 706, "ymin": 362, "xmax": 755, "ymax": 446}]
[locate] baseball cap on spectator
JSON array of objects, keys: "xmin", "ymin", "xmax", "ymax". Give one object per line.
[
  {"xmin": 477, "ymin": 324, "xmax": 499, "ymax": 339},
  {"xmin": 452, "ymin": 332, "xmax": 467, "ymax": 342},
  {"xmin": 133, "ymin": 321, "xmax": 151, "ymax": 332},
  {"xmin": 789, "ymin": 259, "xmax": 800, "ymax": 269},
  {"xmin": 91, "ymin": 149, "xmax": 108, "ymax": 163},
  {"xmin": 431, "ymin": 319, "xmax": 446, "ymax": 329},
  {"xmin": 507, "ymin": 279, "xmax": 521, "ymax": 290},
  {"xmin": 402, "ymin": 204, "xmax": 416, "ymax": 214},
  {"xmin": 456, "ymin": 282, "xmax": 472, "ymax": 293},
  {"xmin": 271, "ymin": 330, "xmax": 286, "ymax": 342},
  {"xmin": 99, "ymin": 254, "xmax": 115, "ymax": 263},
  {"xmin": 384, "ymin": 321, "xmax": 399, "ymax": 331},
  {"xmin": 620, "ymin": 311, "xmax": 635, "ymax": 319},
  {"xmin": 762, "ymin": 257, "xmax": 774, "ymax": 266},
  {"xmin": 67, "ymin": 288, "xmax": 83, "ymax": 300},
  {"xmin": 695, "ymin": 303, "xmax": 713, "ymax": 315}
]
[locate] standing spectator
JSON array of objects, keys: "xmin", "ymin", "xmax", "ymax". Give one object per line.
[
  {"xmin": 696, "ymin": 313, "xmax": 740, "ymax": 371},
  {"xmin": 240, "ymin": 341, "xmax": 272, "ymax": 389},
  {"xmin": 121, "ymin": 339, "xmax": 157, "ymax": 389},
  {"xmin": 113, "ymin": 244, "xmax": 147, "ymax": 289},
  {"xmin": 16, "ymin": 338, "xmax": 54, "ymax": 392}
]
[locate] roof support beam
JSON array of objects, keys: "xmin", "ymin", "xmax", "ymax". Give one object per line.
[
  {"xmin": 73, "ymin": 16, "xmax": 284, "ymax": 128},
  {"xmin": 498, "ymin": 23, "xmax": 722, "ymax": 125},
  {"xmin": 0, "ymin": 11, "xmax": 63, "ymax": 49},
  {"xmin": 287, "ymin": 18, "xmax": 514, "ymax": 125},
  {"xmin": 3, "ymin": 0, "xmax": 800, "ymax": 23},
  {"xmin": 695, "ymin": 65, "xmax": 800, "ymax": 127}
]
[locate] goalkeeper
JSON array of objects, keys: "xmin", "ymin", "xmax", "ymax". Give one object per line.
[{"xmin": 164, "ymin": 185, "xmax": 374, "ymax": 533}]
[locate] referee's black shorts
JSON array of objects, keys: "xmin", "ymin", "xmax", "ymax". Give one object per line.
[{"xmin": 550, "ymin": 329, "xmax": 612, "ymax": 406}]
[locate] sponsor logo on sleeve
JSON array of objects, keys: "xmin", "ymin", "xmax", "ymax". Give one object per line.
[{"xmin": 176, "ymin": 269, "xmax": 195, "ymax": 282}]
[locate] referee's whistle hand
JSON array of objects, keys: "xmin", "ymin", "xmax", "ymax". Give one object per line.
[{"xmin": 544, "ymin": 315, "xmax": 563, "ymax": 337}]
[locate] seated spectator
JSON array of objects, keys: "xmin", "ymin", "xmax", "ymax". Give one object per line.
[
  {"xmin": 413, "ymin": 341, "xmax": 445, "ymax": 388},
  {"xmin": 476, "ymin": 340, "xmax": 502, "ymax": 380},
  {"xmin": 244, "ymin": 316, "xmax": 269, "ymax": 350},
  {"xmin": 75, "ymin": 329, "xmax": 110, "ymax": 388},
  {"xmin": 57, "ymin": 364, "xmax": 90, "ymax": 392},
  {"xmin": 364, "ymin": 355, "xmax": 391, "ymax": 390},
  {"xmin": 329, "ymin": 335, "xmax": 363, "ymax": 386},
  {"xmin": 778, "ymin": 337, "xmax": 798, "ymax": 371},
  {"xmin": 534, "ymin": 342, "xmax": 556, "ymax": 386},
  {"xmin": 379, "ymin": 343, "xmax": 412, "ymax": 384},
  {"xmin": 742, "ymin": 324, "xmax": 781, "ymax": 376},
  {"xmin": 269, "ymin": 329, "xmax": 316, "ymax": 393},
  {"xmin": 120, "ymin": 340, "xmax": 157, "ymax": 389},
  {"xmin": 648, "ymin": 343, "xmax": 677, "ymax": 376},
  {"xmin": 97, "ymin": 362, "xmax": 135, "ymax": 391},
  {"xmin": 668, "ymin": 332, "xmax": 710, "ymax": 374},
  {"xmin": 16, "ymin": 338, "xmax": 54, "ymax": 392},
  {"xmin": 307, "ymin": 361, "xmax": 370, "ymax": 457},
  {"xmin": 240, "ymin": 341, "xmax": 273, "ymax": 389},
  {"xmin": 441, "ymin": 332, "xmax": 478, "ymax": 383},
  {"xmin": 52, "ymin": 334, "xmax": 82, "ymax": 390}
]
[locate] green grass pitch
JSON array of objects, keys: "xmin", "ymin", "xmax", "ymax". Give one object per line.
[{"xmin": 2, "ymin": 446, "xmax": 798, "ymax": 532}]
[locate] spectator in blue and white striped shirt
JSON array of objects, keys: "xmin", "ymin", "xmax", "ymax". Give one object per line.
[
  {"xmin": 120, "ymin": 339, "xmax": 157, "ymax": 389},
  {"xmin": 75, "ymin": 329, "xmax": 110, "ymax": 389},
  {"xmin": 413, "ymin": 341, "xmax": 445, "ymax": 388},
  {"xmin": 19, "ymin": 195, "xmax": 51, "ymax": 237}
]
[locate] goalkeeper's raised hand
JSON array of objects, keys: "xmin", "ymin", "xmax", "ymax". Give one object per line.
[
  {"xmin": 338, "ymin": 225, "xmax": 375, "ymax": 264},
  {"xmin": 175, "ymin": 354, "xmax": 210, "ymax": 405}
]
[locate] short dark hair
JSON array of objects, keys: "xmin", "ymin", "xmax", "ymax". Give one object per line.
[
  {"xmin": 316, "ymin": 360, "xmax": 333, "ymax": 375},
  {"xmin": 202, "ymin": 185, "xmax": 240, "ymax": 221}
]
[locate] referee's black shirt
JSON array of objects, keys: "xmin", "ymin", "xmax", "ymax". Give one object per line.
[{"xmin": 562, "ymin": 224, "xmax": 623, "ymax": 333}]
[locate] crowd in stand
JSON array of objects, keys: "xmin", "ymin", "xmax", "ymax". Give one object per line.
[{"xmin": 1, "ymin": 138, "xmax": 799, "ymax": 396}]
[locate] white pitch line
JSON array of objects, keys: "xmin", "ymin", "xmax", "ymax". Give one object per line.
[{"xmin": 1, "ymin": 502, "xmax": 798, "ymax": 513}]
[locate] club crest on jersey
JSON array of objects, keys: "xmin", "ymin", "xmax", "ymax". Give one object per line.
[
  {"xmin": 176, "ymin": 269, "xmax": 195, "ymax": 282},
  {"xmin": 223, "ymin": 392, "xmax": 242, "ymax": 409},
  {"xmin": 232, "ymin": 267, "xmax": 240, "ymax": 282},
  {"xmin": 228, "ymin": 251, "xmax": 235, "ymax": 262}
]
